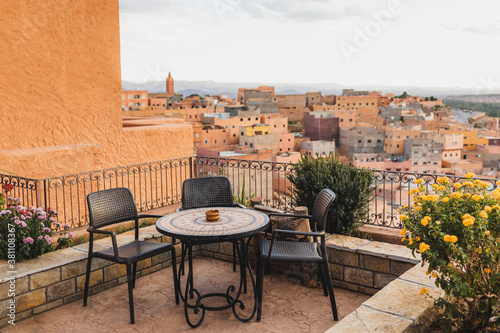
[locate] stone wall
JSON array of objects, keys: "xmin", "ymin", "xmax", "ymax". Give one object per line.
[{"xmin": 0, "ymin": 226, "xmax": 197, "ymax": 327}]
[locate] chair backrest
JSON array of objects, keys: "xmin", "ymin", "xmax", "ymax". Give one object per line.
[
  {"xmin": 87, "ymin": 187, "xmax": 138, "ymax": 228},
  {"xmin": 181, "ymin": 176, "xmax": 234, "ymax": 210},
  {"xmin": 311, "ymin": 189, "xmax": 336, "ymax": 232}
]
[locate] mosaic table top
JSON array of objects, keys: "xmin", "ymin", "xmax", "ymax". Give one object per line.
[{"xmin": 156, "ymin": 207, "xmax": 270, "ymax": 242}]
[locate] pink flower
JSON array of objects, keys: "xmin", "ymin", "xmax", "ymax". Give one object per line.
[
  {"xmin": 20, "ymin": 215, "xmax": 26, "ymax": 220},
  {"xmin": 29, "ymin": 206, "xmax": 35, "ymax": 211},
  {"xmin": 20, "ymin": 222, "xmax": 27, "ymax": 228},
  {"xmin": 0, "ymin": 210, "xmax": 12, "ymax": 216},
  {"xmin": 54, "ymin": 222, "xmax": 61, "ymax": 229},
  {"xmin": 42, "ymin": 227, "xmax": 51, "ymax": 233},
  {"xmin": 49, "ymin": 217, "xmax": 54, "ymax": 222},
  {"xmin": 64, "ymin": 223, "xmax": 70, "ymax": 229},
  {"xmin": 16, "ymin": 205, "xmax": 25, "ymax": 212},
  {"xmin": 38, "ymin": 215, "xmax": 46, "ymax": 220},
  {"xmin": 44, "ymin": 235, "xmax": 52, "ymax": 244},
  {"xmin": 37, "ymin": 236, "xmax": 43, "ymax": 240},
  {"xmin": 14, "ymin": 198, "xmax": 21, "ymax": 203},
  {"xmin": 23, "ymin": 237, "xmax": 34, "ymax": 244},
  {"xmin": 68, "ymin": 233, "xmax": 74, "ymax": 239},
  {"xmin": 14, "ymin": 220, "xmax": 21, "ymax": 225},
  {"xmin": 6, "ymin": 196, "xmax": 13, "ymax": 200}
]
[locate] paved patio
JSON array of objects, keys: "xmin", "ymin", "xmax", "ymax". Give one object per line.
[{"xmin": 4, "ymin": 257, "xmax": 370, "ymax": 333}]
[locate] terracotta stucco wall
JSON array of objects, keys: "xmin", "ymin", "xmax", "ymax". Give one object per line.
[{"xmin": 0, "ymin": 0, "xmax": 192, "ymax": 178}]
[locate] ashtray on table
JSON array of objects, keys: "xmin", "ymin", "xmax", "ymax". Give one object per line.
[{"xmin": 205, "ymin": 209, "xmax": 220, "ymax": 222}]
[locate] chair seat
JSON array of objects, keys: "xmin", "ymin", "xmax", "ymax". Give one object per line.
[
  {"xmin": 96, "ymin": 240, "xmax": 173, "ymax": 263},
  {"xmin": 261, "ymin": 239, "xmax": 322, "ymax": 262}
]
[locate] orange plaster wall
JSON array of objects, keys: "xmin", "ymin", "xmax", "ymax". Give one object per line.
[{"xmin": 0, "ymin": 0, "xmax": 192, "ymax": 178}]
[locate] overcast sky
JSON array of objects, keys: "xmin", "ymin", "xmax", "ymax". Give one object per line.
[{"xmin": 119, "ymin": 0, "xmax": 500, "ymax": 90}]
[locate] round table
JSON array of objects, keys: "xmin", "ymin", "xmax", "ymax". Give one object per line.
[{"xmin": 156, "ymin": 207, "xmax": 270, "ymax": 328}]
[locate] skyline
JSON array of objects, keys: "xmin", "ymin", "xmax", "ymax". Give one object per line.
[{"xmin": 119, "ymin": 0, "xmax": 500, "ymax": 91}]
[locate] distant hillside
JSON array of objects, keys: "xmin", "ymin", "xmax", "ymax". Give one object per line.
[
  {"xmin": 444, "ymin": 97, "xmax": 500, "ymax": 118},
  {"xmin": 445, "ymin": 94, "xmax": 500, "ymax": 104},
  {"xmin": 122, "ymin": 80, "xmax": 489, "ymax": 99}
]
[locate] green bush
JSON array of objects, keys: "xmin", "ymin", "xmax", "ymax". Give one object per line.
[{"xmin": 287, "ymin": 153, "xmax": 374, "ymax": 235}]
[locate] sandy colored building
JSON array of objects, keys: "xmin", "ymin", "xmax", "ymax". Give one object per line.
[
  {"xmin": 240, "ymin": 124, "xmax": 279, "ymax": 155},
  {"xmin": 300, "ymin": 140, "xmax": 335, "ymax": 157},
  {"xmin": 0, "ymin": 0, "xmax": 192, "ymax": 179},
  {"xmin": 122, "ymin": 90, "xmax": 148, "ymax": 110},
  {"xmin": 384, "ymin": 127, "xmax": 422, "ymax": 154}
]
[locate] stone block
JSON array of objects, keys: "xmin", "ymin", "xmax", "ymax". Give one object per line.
[
  {"xmin": 15, "ymin": 289, "xmax": 46, "ymax": 313},
  {"xmin": 328, "ymin": 248, "xmax": 358, "ymax": 267},
  {"xmin": 331, "ymin": 279, "xmax": 359, "ymax": 292},
  {"xmin": 61, "ymin": 259, "xmax": 87, "ymax": 280},
  {"xmin": 91, "ymin": 280, "xmax": 117, "ymax": 294},
  {"xmin": 374, "ymin": 273, "xmax": 398, "ymax": 289},
  {"xmin": 136, "ymin": 258, "xmax": 152, "ymax": 270},
  {"xmin": 358, "ymin": 286, "xmax": 378, "ymax": 295},
  {"xmin": 46, "ymin": 279, "xmax": 75, "ymax": 302},
  {"xmin": 363, "ymin": 279, "xmax": 443, "ymax": 321},
  {"xmin": 328, "ymin": 263, "xmax": 343, "ymax": 281},
  {"xmin": 64, "ymin": 291, "xmax": 84, "ymax": 304},
  {"xmin": 103, "ymin": 264, "xmax": 127, "ymax": 281},
  {"xmin": 141, "ymin": 264, "xmax": 163, "ymax": 276},
  {"xmin": 29, "ymin": 267, "xmax": 61, "ymax": 290},
  {"xmin": 325, "ymin": 234, "xmax": 372, "ymax": 250},
  {"xmin": 391, "ymin": 260, "xmax": 416, "ymax": 276},
  {"xmin": 90, "ymin": 257, "xmax": 113, "ymax": 271},
  {"xmin": 360, "ymin": 254, "xmax": 390, "ymax": 273},
  {"xmin": 0, "ymin": 308, "xmax": 32, "ymax": 327},
  {"xmin": 325, "ymin": 305, "xmax": 413, "ymax": 333},
  {"xmin": 220, "ymin": 242, "xmax": 233, "ymax": 256},
  {"xmin": 32, "ymin": 299, "xmax": 64, "ymax": 314},
  {"xmin": 0, "ymin": 276, "xmax": 28, "ymax": 301},
  {"xmin": 201, "ymin": 243, "xmax": 220, "ymax": 252},
  {"xmin": 344, "ymin": 267, "xmax": 373, "ymax": 287},
  {"xmin": 151, "ymin": 251, "xmax": 172, "ymax": 266},
  {"xmin": 76, "ymin": 269, "xmax": 103, "ymax": 292}
]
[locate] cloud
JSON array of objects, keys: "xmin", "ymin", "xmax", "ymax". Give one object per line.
[{"xmin": 443, "ymin": 21, "xmax": 500, "ymax": 35}]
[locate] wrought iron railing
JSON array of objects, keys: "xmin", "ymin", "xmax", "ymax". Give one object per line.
[{"xmin": 1, "ymin": 158, "xmax": 499, "ymax": 231}]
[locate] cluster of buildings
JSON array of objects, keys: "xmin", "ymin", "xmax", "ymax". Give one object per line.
[{"xmin": 123, "ymin": 75, "xmax": 500, "ymax": 178}]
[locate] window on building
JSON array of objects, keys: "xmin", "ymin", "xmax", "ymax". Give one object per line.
[
  {"xmin": 241, "ymin": 132, "xmax": 244, "ymax": 136},
  {"xmin": 250, "ymin": 143, "xmax": 253, "ymax": 148},
  {"xmin": 142, "ymin": 94, "xmax": 146, "ymax": 99},
  {"xmin": 134, "ymin": 95, "xmax": 140, "ymax": 99},
  {"xmin": 397, "ymin": 144, "xmax": 400, "ymax": 148},
  {"xmin": 349, "ymin": 119, "xmax": 352, "ymax": 122},
  {"xmin": 223, "ymin": 139, "xmax": 226, "ymax": 143},
  {"xmin": 122, "ymin": 95, "xmax": 125, "ymax": 100},
  {"xmin": 288, "ymin": 139, "xmax": 290, "ymax": 142},
  {"xmin": 134, "ymin": 102, "xmax": 140, "ymax": 106},
  {"xmin": 233, "ymin": 134, "xmax": 236, "ymax": 137},
  {"xmin": 195, "ymin": 143, "xmax": 199, "ymax": 147},
  {"xmin": 195, "ymin": 133, "xmax": 199, "ymax": 138},
  {"xmin": 288, "ymin": 148, "xmax": 290, "ymax": 151},
  {"xmin": 204, "ymin": 140, "xmax": 208, "ymax": 144},
  {"xmin": 128, "ymin": 95, "xmax": 132, "ymax": 99},
  {"xmin": 414, "ymin": 162, "xmax": 418, "ymax": 165}
]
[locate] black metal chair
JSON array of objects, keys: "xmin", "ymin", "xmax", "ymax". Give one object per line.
[
  {"xmin": 256, "ymin": 188, "xmax": 338, "ymax": 322},
  {"xmin": 178, "ymin": 176, "xmax": 245, "ymax": 272},
  {"xmin": 83, "ymin": 187, "xmax": 178, "ymax": 324}
]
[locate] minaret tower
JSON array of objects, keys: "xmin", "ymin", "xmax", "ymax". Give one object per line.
[{"xmin": 166, "ymin": 72, "xmax": 174, "ymax": 96}]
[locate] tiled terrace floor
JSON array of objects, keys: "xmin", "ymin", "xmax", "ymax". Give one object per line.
[{"xmin": 4, "ymin": 258, "xmax": 370, "ymax": 333}]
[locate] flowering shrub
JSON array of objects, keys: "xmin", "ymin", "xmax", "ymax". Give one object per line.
[
  {"xmin": 0, "ymin": 196, "xmax": 73, "ymax": 262},
  {"xmin": 399, "ymin": 174, "xmax": 500, "ymax": 332}
]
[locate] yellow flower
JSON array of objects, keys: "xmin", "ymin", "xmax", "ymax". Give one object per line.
[
  {"xmin": 453, "ymin": 183, "xmax": 462, "ymax": 189},
  {"xmin": 400, "ymin": 215, "xmax": 409, "ymax": 221},
  {"xmin": 419, "ymin": 242, "xmax": 430, "ymax": 253},
  {"xmin": 463, "ymin": 218, "xmax": 474, "ymax": 227},
  {"xmin": 444, "ymin": 235, "xmax": 451, "ymax": 242},
  {"xmin": 431, "ymin": 184, "xmax": 438, "ymax": 189},
  {"xmin": 462, "ymin": 181, "xmax": 473, "ymax": 187},
  {"xmin": 472, "ymin": 194, "xmax": 484, "ymax": 201},
  {"xmin": 425, "ymin": 270, "xmax": 430, "ymax": 275},
  {"xmin": 479, "ymin": 211, "xmax": 488, "ymax": 219},
  {"xmin": 480, "ymin": 181, "xmax": 490, "ymax": 188},
  {"xmin": 485, "ymin": 206, "xmax": 492, "ymax": 212},
  {"xmin": 435, "ymin": 221, "xmax": 441, "ymax": 225},
  {"xmin": 400, "ymin": 228, "xmax": 407, "ymax": 236},
  {"xmin": 430, "ymin": 194, "xmax": 439, "ymax": 201},
  {"xmin": 492, "ymin": 190, "xmax": 500, "ymax": 199},
  {"xmin": 442, "ymin": 197, "xmax": 449, "ymax": 203},
  {"xmin": 464, "ymin": 193, "xmax": 472, "ymax": 198},
  {"xmin": 493, "ymin": 204, "xmax": 500, "ymax": 210},
  {"xmin": 401, "ymin": 237, "xmax": 406, "ymax": 242},
  {"xmin": 409, "ymin": 237, "xmax": 413, "ymax": 245},
  {"xmin": 450, "ymin": 235, "xmax": 457, "ymax": 243},
  {"xmin": 437, "ymin": 177, "xmax": 450, "ymax": 184},
  {"xmin": 432, "ymin": 272, "xmax": 438, "ymax": 278},
  {"xmin": 419, "ymin": 287, "xmax": 428, "ymax": 295},
  {"xmin": 409, "ymin": 188, "xmax": 419, "ymax": 195},
  {"xmin": 476, "ymin": 248, "xmax": 483, "ymax": 254},
  {"xmin": 465, "ymin": 172, "xmax": 475, "ymax": 179},
  {"xmin": 420, "ymin": 194, "xmax": 427, "ymax": 201},
  {"xmin": 438, "ymin": 185, "xmax": 446, "ymax": 191},
  {"xmin": 421, "ymin": 218, "xmax": 429, "ymax": 226},
  {"xmin": 415, "ymin": 236, "xmax": 420, "ymax": 241},
  {"xmin": 416, "ymin": 206, "xmax": 423, "ymax": 212},
  {"xmin": 415, "ymin": 178, "xmax": 424, "ymax": 185},
  {"xmin": 484, "ymin": 268, "xmax": 492, "ymax": 274},
  {"xmin": 496, "ymin": 180, "xmax": 500, "ymax": 186},
  {"xmin": 403, "ymin": 205, "xmax": 408, "ymax": 209},
  {"xmin": 484, "ymin": 231, "xmax": 491, "ymax": 236}
]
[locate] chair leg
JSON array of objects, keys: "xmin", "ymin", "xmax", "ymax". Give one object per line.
[
  {"xmin": 322, "ymin": 260, "xmax": 338, "ymax": 321},
  {"xmin": 171, "ymin": 247, "xmax": 179, "ymax": 305},
  {"xmin": 132, "ymin": 262, "xmax": 137, "ymax": 289},
  {"xmin": 126, "ymin": 264, "xmax": 135, "ymax": 324},
  {"xmin": 256, "ymin": 256, "xmax": 265, "ymax": 322},
  {"xmin": 83, "ymin": 255, "xmax": 92, "ymax": 306},
  {"xmin": 318, "ymin": 262, "xmax": 329, "ymax": 297}
]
